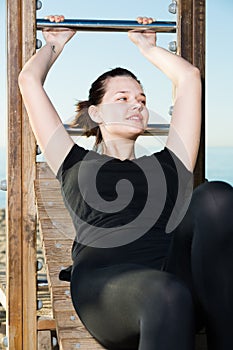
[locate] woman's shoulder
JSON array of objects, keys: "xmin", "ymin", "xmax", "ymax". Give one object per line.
[
  {"xmin": 56, "ymin": 143, "xmax": 89, "ymax": 180},
  {"xmin": 152, "ymin": 147, "xmax": 192, "ymax": 175}
]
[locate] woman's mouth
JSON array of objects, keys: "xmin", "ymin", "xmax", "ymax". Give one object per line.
[{"xmin": 127, "ymin": 114, "xmax": 143, "ymax": 121}]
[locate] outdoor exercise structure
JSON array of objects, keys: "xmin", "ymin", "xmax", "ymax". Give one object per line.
[{"xmin": 0, "ymin": 0, "xmax": 206, "ymax": 349}]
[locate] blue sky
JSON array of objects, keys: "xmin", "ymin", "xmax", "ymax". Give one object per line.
[{"xmin": 0, "ymin": 0, "xmax": 233, "ymax": 148}]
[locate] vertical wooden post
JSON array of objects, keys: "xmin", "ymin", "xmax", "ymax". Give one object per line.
[
  {"xmin": 21, "ymin": 0, "xmax": 37, "ymax": 348},
  {"xmin": 193, "ymin": 0, "xmax": 206, "ymax": 187},
  {"xmin": 6, "ymin": 0, "xmax": 23, "ymax": 348},
  {"xmin": 177, "ymin": 0, "xmax": 206, "ymax": 187},
  {"xmin": 6, "ymin": 0, "xmax": 37, "ymax": 348}
]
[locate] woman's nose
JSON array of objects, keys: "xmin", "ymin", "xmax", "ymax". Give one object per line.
[{"xmin": 130, "ymin": 101, "xmax": 143, "ymax": 112}]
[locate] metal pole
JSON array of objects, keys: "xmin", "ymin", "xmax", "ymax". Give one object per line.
[
  {"xmin": 64, "ymin": 124, "xmax": 170, "ymax": 136},
  {"xmin": 37, "ymin": 18, "xmax": 176, "ymax": 33}
]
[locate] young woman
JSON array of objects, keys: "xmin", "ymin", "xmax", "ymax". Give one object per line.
[{"xmin": 19, "ymin": 15, "xmax": 233, "ymax": 350}]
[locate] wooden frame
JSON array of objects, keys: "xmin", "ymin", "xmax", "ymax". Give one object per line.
[
  {"xmin": 177, "ymin": 0, "xmax": 206, "ymax": 186},
  {"xmin": 5, "ymin": 0, "xmax": 205, "ymax": 348},
  {"xmin": 6, "ymin": 0, "xmax": 37, "ymax": 348}
]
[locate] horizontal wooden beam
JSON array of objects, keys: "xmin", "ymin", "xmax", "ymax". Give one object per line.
[{"xmin": 37, "ymin": 318, "xmax": 56, "ymax": 331}]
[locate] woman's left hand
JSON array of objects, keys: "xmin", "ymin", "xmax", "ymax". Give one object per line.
[
  {"xmin": 42, "ymin": 15, "xmax": 76, "ymax": 48},
  {"xmin": 128, "ymin": 17, "xmax": 157, "ymax": 49}
]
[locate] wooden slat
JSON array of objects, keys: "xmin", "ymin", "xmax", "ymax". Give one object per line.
[
  {"xmin": 37, "ymin": 162, "xmax": 55, "ymax": 179},
  {"xmin": 21, "ymin": 0, "xmax": 37, "ymax": 347},
  {"xmin": 37, "ymin": 330, "xmax": 52, "ymax": 350},
  {"xmin": 7, "ymin": 0, "xmax": 38, "ymax": 348},
  {"xmin": 193, "ymin": 0, "xmax": 206, "ymax": 188},
  {"xmin": 38, "ymin": 225, "xmax": 75, "ymax": 240},
  {"xmin": 45, "ymin": 259, "xmax": 72, "ymax": 284},
  {"xmin": 36, "ymin": 163, "xmax": 106, "ymax": 349},
  {"xmin": 6, "ymin": 0, "xmax": 23, "ymax": 348},
  {"xmin": 43, "ymin": 240, "xmax": 73, "ymax": 262},
  {"xmin": 37, "ymin": 318, "xmax": 56, "ymax": 331},
  {"xmin": 177, "ymin": 0, "xmax": 206, "ymax": 187},
  {"xmin": 60, "ymin": 338, "xmax": 105, "ymax": 350}
]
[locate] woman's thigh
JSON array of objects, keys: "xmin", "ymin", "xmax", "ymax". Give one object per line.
[{"xmin": 71, "ymin": 263, "xmax": 194, "ymax": 350}]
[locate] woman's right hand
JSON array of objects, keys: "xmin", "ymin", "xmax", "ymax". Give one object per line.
[
  {"xmin": 42, "ymin": 15, "xmax": 76, "ymax": 48},
  {"xmin": 128, "ymin": 17, "xmax": 156, "ymax": 51}
]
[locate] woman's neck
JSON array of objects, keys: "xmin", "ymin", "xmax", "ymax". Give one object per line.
[{"xmin": 101, "ymin": 138, "xmax": 136, "ymax": 160}]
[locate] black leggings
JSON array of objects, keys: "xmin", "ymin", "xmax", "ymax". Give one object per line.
[{"xmin": 71, "ymin": 181, "xmax": 233, "ymax": 350}]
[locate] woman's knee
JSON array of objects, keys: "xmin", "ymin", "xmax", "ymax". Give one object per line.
[
  {"xmin": 193, "ymin": 181, "xmax": 233, "ymax": 212},
  {"xmin": 191, "ymin": 181, "xmax": 233, "ymax": 243}
]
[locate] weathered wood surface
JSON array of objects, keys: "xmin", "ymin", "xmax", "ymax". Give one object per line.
[
  {"xmin": 37, "ymin": 330, "xmax": 52, "ymax": 350},
  {"xmin": 21, "ymin": 0, "xmax": 37, "ymax": 347},
  {"xmin": 7, "ymin": 0, "xmax": 37, "ymax": 348},
  {"xmin": 7, "ymin": 0, "xmax": 24, "ymax": 348},
  {"xmin": 6, "ymin": 0, "xmax": 23, "ymax": 347},
  {"xmin": 35, "ymin": 162, "xmax": 106, "ymax": 350},
  {"xmin": 177, "ymin": 0, "xmax": 206, "ymax": 187}
]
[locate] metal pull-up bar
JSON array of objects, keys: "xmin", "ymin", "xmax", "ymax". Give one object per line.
[
  {"xmin": 64, "ymin": 124, "xmax": 170, "ymax": 136},
  {"xmin": 37, "ymin": 19, "xmax": 176, "ymax": 33}
]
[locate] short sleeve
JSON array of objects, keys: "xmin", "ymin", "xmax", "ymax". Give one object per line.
[
  {"xmin": 155, "ymin": 147, "xmax": 194, "ymax": 233},
  {"xmin": 56, "ymin": 144, "xmax": 89, "ymax": 182},
  {"xmin": 156, "ymin": 147, "xmax": 192, "ymax": 175}
]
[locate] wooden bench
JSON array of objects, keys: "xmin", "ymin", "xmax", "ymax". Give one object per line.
[
  {"xmin": 35, "ymin": 162, "xmax": 207, "ymax": 350},
  {"xmin": 35, "ymin": 162, "xmax": 105, "ymax": 350}
]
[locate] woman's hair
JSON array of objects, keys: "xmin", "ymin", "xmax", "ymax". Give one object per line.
[{"xmin": 70, "ymin": 67, "xmax": 142, "ymax": 145}]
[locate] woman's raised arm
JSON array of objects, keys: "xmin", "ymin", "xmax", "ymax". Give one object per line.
[
  {"xmin": 18, "ymin": 15, "xmax": 76, "ymax": 174},
  {"xmin": 128, "ymin": 17, "xmax": 202, "ymax": 172}
]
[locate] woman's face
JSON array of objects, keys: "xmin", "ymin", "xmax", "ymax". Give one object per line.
[{"xmin": 94, "ymin": 76, "xmax": 149, "ymax": 140}]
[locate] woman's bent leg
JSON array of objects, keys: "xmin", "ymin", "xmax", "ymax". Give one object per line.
[
  {"xmin": 71, "ymin": 265, "xmax": 195, "ymax": 350},
  {"xmin": 167, "ymin": 181, "xmax": 233, "ymax": 350},
  {"xmin": 191, "ymin": 181, "xmax": 233, "ymax": 349}
]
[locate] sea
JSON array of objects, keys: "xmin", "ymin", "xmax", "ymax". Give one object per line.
[{"xmin": 0, "ymin": 146, "xmax": 232, "ymax": 209}]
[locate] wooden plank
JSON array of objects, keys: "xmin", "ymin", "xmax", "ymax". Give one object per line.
[
  {"xmin": 6, "ymin": 0, "xmax": 23, "ymax": 348},
  {"xmin": 45, "ymin": 263, "xmax": 72, "ymax": 289},
  {"xmin": 59, "ymin": 337, "xmax": 105, "ymax": 350},
  {"xmin": 177, "ymin": 0, "xmax": 193, "ymax": 61},
  {"xmin": 54, "ymin": 310, "xmax": 86, "ymax": 330},
  {"xmin": 38, "ymin": 225, "xmax": 75, "ymax": 240},
  {"xmin": 49, "ymin": 286, "xmax": 73, "ymax": 306},
  {"xmin": 21, "ymin": 0, "xmax": 37, "ymax": 348},
  {"xmin": 7, "ymin": 0, "xmax": 38, "ymax": 347},
  {"xmin": 37, "ymin": 162, "xmax": 56, "ymax": 179},
  {"xmin": 53, "ymin": 300, "xmax": 75, "ymax": 311},
  {"xmin": 193, "ymin": 0, "xmax": 206, "ymax": 187},
  {"xmin": 37, "ymin": 318, "xmax": 56, "ymax": 331},
  {"xmin": 177, "ymin": 0, "xmax": 206, "ymax": 187},
  {"xmin": 37, "ymin": 330, "xmax": 52, "ymax": 350},
  {"xmin": 43, "ymin": 240, "xmax": 73, "ymax": 263}
]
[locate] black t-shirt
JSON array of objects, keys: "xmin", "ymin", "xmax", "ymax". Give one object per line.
[{"xmin": 57, "ymin": 144, "xmax": 193, "ymax": 269}]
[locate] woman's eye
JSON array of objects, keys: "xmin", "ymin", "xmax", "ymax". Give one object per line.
[{"xmin": 118, "ymin": 97, "xmax": 127, "ymax": 101}]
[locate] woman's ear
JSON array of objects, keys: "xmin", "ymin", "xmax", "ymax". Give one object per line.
[{"xmin": 88, "ymin": 105, "xmax": 102, "ymax": 124}]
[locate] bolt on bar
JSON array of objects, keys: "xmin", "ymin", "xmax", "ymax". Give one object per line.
[
  {"xmin": 64, "ymin": 124, "xmax": 170, "ymax": 136},
  {"xmin": 37, "ymin": 19, "xmax": 176, "ymax": 33}
]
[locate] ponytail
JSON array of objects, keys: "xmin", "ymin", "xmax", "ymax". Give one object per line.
[{"xmin": 70, "ymin": 100, "xmax": 103, "ymax": 145}]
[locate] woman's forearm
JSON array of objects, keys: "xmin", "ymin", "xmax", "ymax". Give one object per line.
[
  {"xmin": 139, "ymin": 45, "xmax": 200, "ymax": 87},
  {"xmin": 19, "ymin": 42, "xmax": 64, "ymax": 85},
  {"xmin": 134, "ymin": 38, "xmax": 201, "ymax": 171}
]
